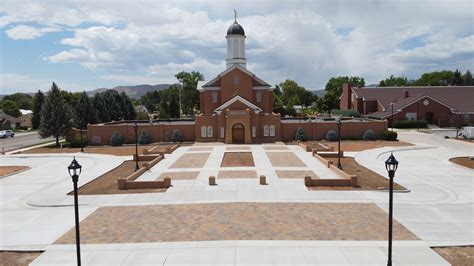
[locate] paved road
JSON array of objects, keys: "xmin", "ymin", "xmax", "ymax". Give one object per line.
[{"xmin": 0, "ymin": 131, "xmax": 54, "ymax": 152}]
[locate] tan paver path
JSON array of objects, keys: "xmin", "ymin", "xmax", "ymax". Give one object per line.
[
  {"xmin": 221, "ymin": 152, "xmax": 255, "ymax": 167},
  {"xmin": 169, "ymin": 153, "xmax": 210, "ymax": 168},
  {"xmin": 266, "ymin": 152, "xmax": 307, "ymax": 167},
  {"xmin": 218, "ymin": 170, "xmax": 257, "ymax": 179},
  {"xmin": 157, "ymin": 172, "xmax": 199, "ymax": 180},
  {"xmin": 188, "ymin": 147, "xmax": 214, "ymax": 152},
  {"xmin": 263, "ymin": 146, "xmax": 289, "ymax": 150},
  {"xmin": 276, "ymin": 170, "xmax": 319, "ymax": 179},
  {"xmin": 226, "ymin": 146, "xmax": 251, "ymax": 150},
  {"xmin": 55, "ymin": 203, "xmax": 418, "ymax": 244}
]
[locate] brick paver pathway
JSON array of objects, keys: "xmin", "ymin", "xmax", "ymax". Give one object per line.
[
  {"xmin": 266, "ymin": 152, "xmax": 307, "ymax": 167},
  {"xmin": 276, "ymin": 170, "xmax": 319, "ymax": 179},
  {"xmin": 169, "ymin": 153, "xmax": 210, "ymax": 168},
  {"xmin": 55, "ymin": 203, "xmax": 418, "ymax": 244}
]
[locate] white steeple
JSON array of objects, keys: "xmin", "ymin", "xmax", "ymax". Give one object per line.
[{"xmin": 226, "ymin": 13, "xmax": 246, "ymax": 69}]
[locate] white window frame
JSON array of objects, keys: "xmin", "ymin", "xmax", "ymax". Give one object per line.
[
  {"xmin": 220, "ymin": 127, "xmax": 225, "ymax": 138},
  {"xmin": 201, "ymin": 126, "xmax": 207, "ymax": 138},
  {"xmin": 264, "ymin": 125, "xmax": 269, "ymax": 137},
  {"xmin": 405, "ymin": 112, "xmax": 417, "ymax": 120},
  {"xmin": 212, "ymin": 91, "xmax": 218, "ymax": 103},
  {"xmin": 207, "ymin": 126, "xmax": 213, "ymax": 137},
  {"xmin": 269, "ymin": 125, "xmax": 275, "ymax": 137},
  {"xmin": 256, "ymin": 91, "xmax": 262, "ymax": 102},
  {"xmin": 252, "ymin": 126, "xmax": 256, "ymax": 138}
]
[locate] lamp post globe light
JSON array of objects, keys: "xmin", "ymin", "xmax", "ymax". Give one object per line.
[
  {"xmin": 336, "ymin": 119, "xmax": 342, "ymax": 169},
  {"xmin": 385, "ymin": 152, "xmax": 398, "ymax": 266},
  {"xmin": 133, "ymin": 123, "xmax": 139, "ymax": 171},
  {"xmin": 68, "ymin": 157, "xmax": 82, "ymax": 266}
]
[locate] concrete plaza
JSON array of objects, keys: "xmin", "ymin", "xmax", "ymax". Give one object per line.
[{"xmin": 0, "ymin": 131, "xmax": 472, "ymax": 265}]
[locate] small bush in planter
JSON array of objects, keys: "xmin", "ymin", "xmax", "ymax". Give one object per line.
[
  {"xmin": 110, "ymin": 131, "xmax": 123, "ymax": 146},
  {"xmin": 139, "ymin": 130, "xmax": 151, "ymax": 144},
  {"xmin": 362, "ymin": 129, "xmax": 377, "ymax": 141},
  {"xmin": 171, "ymin": 129, "xmax": 183, "ymax": 143},
  {"xmin": 325, "ymin": 130, "xmax": 338, "ymax": 141},
  {"xmin": 294, "ymin": 127, "xmax": 307, "ymax": 141},
  {"xmin": 382, "ymin": 130, "xmax": 398, "ymax": 141}
]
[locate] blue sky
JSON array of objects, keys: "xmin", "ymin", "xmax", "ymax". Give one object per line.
[{"xmin": 1, "ymin": 0, "xmax": 473, "ymax": 94}]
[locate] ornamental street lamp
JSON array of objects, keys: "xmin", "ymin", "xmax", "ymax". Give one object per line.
[
  {"xmin": 336, "ymin": 119, "xmax": 342, "ymax": 169},
  {"xmin": 385, "ymin": 152, "xmax": 399, "ymax": 266},
  {"xmin": 133, "ymin": 123, "xmax": 139, "ymax": 171},
  {"xmin": 68, "ymin": 157, "xmax": 82, "ymax": 266}
]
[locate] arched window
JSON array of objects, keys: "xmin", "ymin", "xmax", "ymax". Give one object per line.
[
  {"xmin": 264, "ymin": 125, "xmax": 269, "ymax": 137},
  {"xmin": 201, "ymin": 126, "xmax": 207, "ymax": 138},
  {"xmin": 252, "ymin": 126, "xmax": 256, "ymax": 138},
  {"xmin": 269, "ymin": 125, "xmax": 275, "ymax": 137},
  {"xmin": 207, "ymin": 126, "xmax": 213, "ymax": 137}
]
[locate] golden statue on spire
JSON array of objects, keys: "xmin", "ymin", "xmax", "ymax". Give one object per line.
[{"xmin": 234, "ymin": 8, "xmax": 237, "ymax": 21}]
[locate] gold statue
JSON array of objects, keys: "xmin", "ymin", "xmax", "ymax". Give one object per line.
[{"xmin": 234, "ymin": 8, "xmax": 237, "ymax": 21}]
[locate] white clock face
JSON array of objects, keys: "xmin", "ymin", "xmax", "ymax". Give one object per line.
[{"xmin": 423, "ymin": 99, "xmax": 429, "ymax": 106}]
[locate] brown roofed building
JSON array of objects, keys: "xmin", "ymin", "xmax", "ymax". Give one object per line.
[{"xmin": 340, "ymin": 83, "xmax": 474, "ymax": 127}]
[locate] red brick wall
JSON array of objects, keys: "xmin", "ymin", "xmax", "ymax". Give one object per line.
[
  {"xmin": 391, "ymin": 96, "xmax": 453, "ymax": 126},
  {"xmin": 220, "ymin": 68, "xmax": 253, "ymax": 102},
  {"xmin": 340, "ymin": 83, "xmax": 351, "ymax": 110}
]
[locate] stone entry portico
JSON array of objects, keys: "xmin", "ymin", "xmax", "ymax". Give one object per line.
[{"xmin": 225, "ymin": 109, "xmax": 251, "ymax": 144}]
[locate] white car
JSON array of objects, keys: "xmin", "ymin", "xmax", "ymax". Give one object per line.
[{"xmin": 0, "ymin": 130, "xmax": 15, "ymax": 138}]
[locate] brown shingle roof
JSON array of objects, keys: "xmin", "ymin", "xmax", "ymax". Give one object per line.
[{"xmin": 352, "ymin": 86, "xmax": 474, "ymax": 113}]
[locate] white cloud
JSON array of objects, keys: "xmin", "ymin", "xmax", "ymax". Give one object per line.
[
  {"xmin": 0, "ymin": 73, "xmax": 89, "ymax": 94},
  {"xmin": 5, "ymin": 25, "xmax": 60, "ymax": 40}
]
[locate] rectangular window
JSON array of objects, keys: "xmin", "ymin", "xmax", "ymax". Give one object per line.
[
  {"xmin": 252, "ymin": 126, "xmax": 256, "ymax": 138},
  {"xmin": 269, "ymin": 125, "xmax": 275, "ymax": 137},
  {"xmin": 405, "ymin": 112, "xmax": 417, "ymax": 120},
  {"xmin": 220, "ymin": 127, "xmax": 225, "ymax": 138},
  {"xmin": 212, "ymin": 91, "xmax": 218, "ymax": 103},
  {"xmin": 264, "ymin": 125, "xmax": 269, "ymax": 137},
  {"xmin": 201, "ymin": 126, "xmax": 207, "ymax": 138},
  {"xmin": 207, "ymin": 126, "xmax": 213, "ymax": 137},
  {"xmin": 256, "ymin": 91, "xmax": 262, "ymax": 102}
]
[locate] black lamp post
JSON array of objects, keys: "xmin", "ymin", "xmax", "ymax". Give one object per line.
[
  {"xmin": 68, "ymin": 157, "xmax": 82, "ymax": 266},
  {"xmin": 385, "ymin": 152, "xmax": 399, "ymax": 266},
  {"xmin": 133, "ymin": 123, "xmax": 139, "ymax": 171},
  {"xmin": 390, "ymin": 103, "xmax": 394, "ymax": 132},
  {"xmin": 80, "ymin": 127, "xmax": 84, "ymax": 153},
  {"xmin": 336, "ymin": 119, "xmax": 342, "ymax": 169}
]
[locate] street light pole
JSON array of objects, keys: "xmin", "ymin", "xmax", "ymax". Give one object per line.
[
  {"xmin": 385, "ymin": 152, "xmax": 399, "ymax": 266},
  {"xmin": 80, "ymin": 127, "xmax": 84, "ymax": 153},
  {"xmin": 390, "ymin": 103, "xmax": 394, "ymax": 132},
  {"xmin": 133, "ymin": 123, "xmax": 139, "ymax": 171},
  {"xmin": 68, "ymin": 157, "xmax": 82, "ymax": 266},
  {"xmin": 336, "ymin": 119, "xmax": 342, "ymax": 169},
  {"xmin": 179, "ymin": 81, "xmax": 182, "ymax": 119}
]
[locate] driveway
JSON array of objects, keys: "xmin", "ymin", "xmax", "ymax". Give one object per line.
[{"xmin": 0, "ymin": 131, "xmax": 54, "ymax": 152}]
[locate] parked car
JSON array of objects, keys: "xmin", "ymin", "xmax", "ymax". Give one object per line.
[{"xmin": 0, "ymin": 130, "xmax": 14, "ymax": 138}]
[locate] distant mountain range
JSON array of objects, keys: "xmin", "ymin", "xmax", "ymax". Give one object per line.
[{"xmin": 86, "ymin": 84, "xmax": 173, "ymax": 98}]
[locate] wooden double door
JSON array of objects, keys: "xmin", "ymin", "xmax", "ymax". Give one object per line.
[{"xmin": 232, "ymin": 123, "xmax": 245, "ymax": 144}]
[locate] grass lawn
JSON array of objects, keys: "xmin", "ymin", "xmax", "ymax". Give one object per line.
[
  {"xmin": 449, "ymin": 157, "xmax": 474, "ymax": 169},
  {"xmin": 0, "ymin": 166, "xmax": 29, "ymax": 177},
  {"xmin": 71, "ymin": 160, "xmax": 166, "ymax": 195}
]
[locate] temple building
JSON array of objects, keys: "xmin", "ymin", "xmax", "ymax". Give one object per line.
[{"xmin": 195, "ymin": 18, "xmax": 281, "ymax": 143}]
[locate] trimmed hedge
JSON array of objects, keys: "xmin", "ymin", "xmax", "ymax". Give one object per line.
[
  {"xmin": 325, "ymin": 130, "xmax": 338, "ymax": 141},
  {"xmin": 110, "ymin": 131, "xmax": 123, "ymax": 146},
  {"xmin": 139, "ymin": 130, "xmax": 151, "ymax": 144},
  {"xmin": 171, "ymin": 129, "xmax": 183, "ymax": 143},
  {"xmin": 331, "ymin": 109, "xmax": 361, "ymax": 118},
  {"xmin": 393, "ymin": 120, "xmax": 427, "ymax": 128},
  {"xmin": 294, "ymin": 127, "xmax": 307, "ymax": 141},
  {"xmin": 382, "ymin": 130, "xmax": 398, "ymax": 141},
  {"xmin": 362, "ymin": 129, "xmax": 377, "ymax": 141}
]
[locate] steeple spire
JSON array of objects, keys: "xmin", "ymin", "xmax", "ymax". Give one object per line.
[{"xmin": 234, "ymin": 8, "xmax": 237, "ymax": 22}]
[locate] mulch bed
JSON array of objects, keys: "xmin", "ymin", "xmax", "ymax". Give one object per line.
[
  {"xmin": 0, "ymin": 251, "xmax": 43, "ymax": 266},
  {"xmin": 309, "ymin": 157, "xmax": 406, "ymax": 191},
  {"xmin": 221, "ymin": 152, "xmax": 255, "ymax": 167},
  {"xmin": 21, "ymin": 143, "xmax": 175, "ymax": 156},
  {"xmin": 432, "ymin": 246, "xmax": 474, "ymax": 265},
  {"xmin": 72, "ymin": 160, "xmax": 166, "ymax": 195},
  {"xmin": 304, "ymin": 140, "xmax": 413, "ymax": 152},
  {"xmin": 0, "ymin": 166, "xmax": 29, "ymax": 178},
  {"xmin": 449, "ymin": 157, "xmax": 474, "ymax": 169}
]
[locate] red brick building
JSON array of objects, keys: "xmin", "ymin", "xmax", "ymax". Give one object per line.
[{"xmin": 340, "ymin": 84, "xmax": 474, "ymax": 127}]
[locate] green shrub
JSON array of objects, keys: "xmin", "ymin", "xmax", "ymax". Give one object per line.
[
  {"xmin": 139, "ymin": 130, "xmax": 151, "ymax": 144},
  {"xmin": 392, "ymin": 120, "xmax": 427, "ymax": 128},
  {"xmin": 110, "ymin": 131, "xmax": 123, "ymax": 146},
  {"xmin": 362, "ymin": 129, "xmax": 377, "ymax": 141},
  {"xmin": 171, "ymin": 129, "xmax": 183, "ymax": 143},
  {"xmin": 382, "ymin": 130, "xmax": 398, "ymax": 141},
  {"xmin": 69, "ymin": 138, "xmax": 88, "ymax": 148},
  {"xmin": 331, "ymin": 109, "xmax": 361, "ymax": 118},
  {"xmin": 325, "ymin": 130, "xmax": 338, "ymax": 141},
  {"xmin": 294, "ymin": 127, "xmax": 307, "ymax": 141}
]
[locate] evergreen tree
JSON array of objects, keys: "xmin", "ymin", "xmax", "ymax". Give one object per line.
[
  {"xmin": 75, "ymin": 91, "xmax": 98, "ymax": 129},
  {"xmin": 120, "ymin": 91, "xmax": 136, "ymax": 120},
  {"xmin": 168, "ymin": 93, "xmax": 180, "ymax": 118},
  {"xmin": 32, "ymin": 90, "xmax": 45, "ymax": 129},
  {"xmin": 38, "ymin": 82, "xmax": 73, "ymax": 146},
  {"xmin": 450, "ymin": 69, "xmax": 463, "ymax": 85},
  {"xmin": 92, "ymin": 93, "xmax": 110, "ymax": 122},
  {"xmin": 462, "ymin": 70, "xmax": 473, "ymax": 85},
  {"xmin": 159, "ymin": 99, "xmax": 169, "ymax": 119}
]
